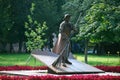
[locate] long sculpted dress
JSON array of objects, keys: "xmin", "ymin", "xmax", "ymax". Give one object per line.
[{"xmin": 52, "ymin": 20, "xmax": 74, "ymax": 67}]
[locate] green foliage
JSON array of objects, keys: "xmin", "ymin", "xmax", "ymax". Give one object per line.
[
  {"xmin": 25, "ymin": 3, "xmax": 48, "ymax": 51},
  {"xmin": 0, "ymin": 0, "xmax": 13, "ymax": 43},
  {"xmin": 63, "ymin": 0, "xmax": 120, "ymax": 43},
  {"xmin": 80, "ymin": 1, "xmax": 120, "ymax": 43},
  {"xmin": 0, "ymin": 0, "xmax": 65, "ymax": 52},
  {"xmin": 0, "ymin": 0, "xmax": 31, "ymax": 52},
  {"xmin": 62, "ymin": 0, "xmax": 94, "ymax": 41},
  {"xmin": 31, "ymin": 0, "xmax": 60, "ymax": 35},
  {"xmin": 9, "ymin": 0, "xmax": 31, "ymax": 43},
  {"xmin": 25, "ymin": 0, "xmax": 65, "ymax": 48}
]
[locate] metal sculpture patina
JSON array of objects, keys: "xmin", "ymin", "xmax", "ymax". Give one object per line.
[{"xmin": 52, "ymin": 14, "xmax": 76, "ymax": 67}]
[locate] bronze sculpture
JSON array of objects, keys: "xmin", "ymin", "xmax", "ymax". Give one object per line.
[{"xmin": 52, "ymin": 14, "xmax": 75, "ymax": 67}]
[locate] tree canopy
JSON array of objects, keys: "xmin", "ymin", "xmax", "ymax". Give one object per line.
[
  {"xmin": 62, "ymin": 0, "xmax": 120, "ymax": 54},
  {"xmin": 0, "ymin": 0, "xmax": 64, "ymax": 52},
  {"xmin": 0, "ymin": 0, "xmax": 119, "ymax": 53},
  {"xmin": 25, "ymin": 3, "xmax": 48, "ymax": 51}
]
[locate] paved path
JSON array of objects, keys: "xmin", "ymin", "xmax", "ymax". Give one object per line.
[{"xmin": 0, "ymin": 70, "xmax": 120, "ymax": 76}]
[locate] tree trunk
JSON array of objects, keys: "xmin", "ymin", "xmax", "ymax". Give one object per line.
[
  {"xmin": 1, "ymin": 42, "xmax": 7, "ymax": 52},
  {"xmin": 93, "ymin": 44, "xmax": 97, "ymax": 54},
  {"xmin": 19, "ymin": 40, "xmax": 22, "ymax": 52},
  {"xmin": 10, "ymin": 43, "xmax": 13, "ymax": 53},
  {"xmin": 84, "ymin": 39, "xmax": 88, "ymax": 63},
  {"xmin": 96, "ymin": 43, "xmax": 101, "ymax": 54}
]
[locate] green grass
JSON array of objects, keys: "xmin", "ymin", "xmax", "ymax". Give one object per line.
[
  {"xmin": 74, "ymin": 53, "xmax": 120, "ymax": 66},
  {"xmin": 0, "ymin": 53, "xmax": 119, "ymax": 66},
  {"xmin": 0, "ymin": 53, "xmax": 44, "ymax": 66}
]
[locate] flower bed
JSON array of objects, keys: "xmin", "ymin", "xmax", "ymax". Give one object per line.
[
  {"xmin": 0, "ymin": 65, "xmax": 120, "ymax": 80},
  {"xmin": 0, "ymin": 75, "xmax": 120, "ymax": 80},
  {"xmin": 95, "ymin": 65, "xmax": 120, "ymax": 73}
]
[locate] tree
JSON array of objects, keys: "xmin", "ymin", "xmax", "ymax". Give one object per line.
[
  {"xmin": 10, "ymin": 0, "xmax": 32, "ymax": 52},
  {"xmin": 25, "ymin": 3, "xmax": 48, "ymax": 52},
  {"xmin": 0, "ymin": 0, "xmax": 32, "ymax": 52},
  {"xmin": 0, "ymin": 0, "xmax": 66, "ymax": 52},
  {"xmin": 0, "ymin": 0, "xmax": 13, "ymax": 52},
  {"xmin": 24, "ymin": 0, "xmax": 68, "ymax": 51},
  {"xmin": 79, "ymin": 0, "xmax": 120, "ymax": 53},
  {"xmin": 62, "ymin": 0, "xmax": 120, "ymax": 62}
]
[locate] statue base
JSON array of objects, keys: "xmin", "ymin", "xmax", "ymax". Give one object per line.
[{"xmin": 31, "ymin": 50, "xmax": 104, "ymax": 74}]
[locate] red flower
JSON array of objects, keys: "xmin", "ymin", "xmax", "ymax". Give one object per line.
[
  {"xmin": 95, "ymin": 65, "xmax": 120, "ymax": 73},
  {"xmin": 0, "ymin": 75, "xmax": 120, "ymax": 80}
]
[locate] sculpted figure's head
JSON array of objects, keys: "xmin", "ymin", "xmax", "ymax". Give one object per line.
[{"xmin": 63, "ymin": 14, "xmax": 71, "ymax": 22}]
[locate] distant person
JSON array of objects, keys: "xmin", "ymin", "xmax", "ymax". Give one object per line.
[
  {"xmin": 52, "ymin": 14, "xmax": 76, "ymax": 67},
  {"xmin": 52, "ymin": 33, "xmax": 57, "ymax": 47},
  {"xmin": 43, "ymin": 45, "xmax": 50, "ymax": 51}
]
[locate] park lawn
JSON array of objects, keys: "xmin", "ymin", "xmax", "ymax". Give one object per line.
[
  {"xmin": 0, "ymin": 53, "xmax": 119, "ymax": 66},
  {"xmin": 0, "ymin": 53, "xmax": 44, "ymax": 66},
  {"xmin": 74, "ymin": 53, "xmax": 120, "ymax": 66}
]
